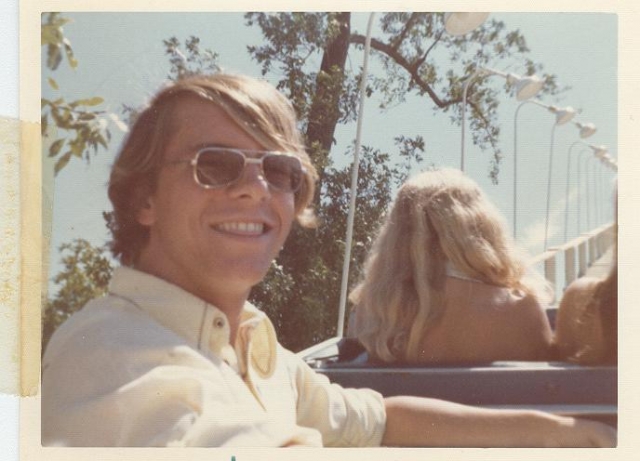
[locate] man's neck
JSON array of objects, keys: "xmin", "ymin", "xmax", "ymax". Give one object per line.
[{"xmin": 134, "ymin": 257, "xmax": 250, "ymax": 344}]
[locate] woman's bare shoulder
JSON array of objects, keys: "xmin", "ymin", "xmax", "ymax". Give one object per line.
[
  {"xmin": 566, "ymin": 276, "xmax": 601, "ymax": 292},
  {"xmin": 477, "ymin": 288, "xmax": 553, "ymax": 360},
  {"xmin": 558, "ymin": 277, "xmax": 601, "ymax": 315}
]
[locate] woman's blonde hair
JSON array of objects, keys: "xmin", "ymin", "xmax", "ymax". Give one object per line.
[
  {"xmin": 350, "ymin": 167, "xmax": 550, "ymax": 362},
  {"xmin": 108, "ymin": 73, "xmax": 318, "ymax": 265}
]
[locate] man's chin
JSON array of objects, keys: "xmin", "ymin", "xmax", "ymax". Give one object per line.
[{"xmin": 215, "ymin": 264, "xmax": 274, "ymax": 289}]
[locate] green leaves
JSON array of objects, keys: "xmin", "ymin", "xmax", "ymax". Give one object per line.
[
  {"xmin": 41, "ymin": 13, "xmax": 123, "ymax": 175},
  {"xmin": 48, "ymin": 138, "xmax": 64, "ymax": 157},
  {"xmin": 163, "ymin": 36, "xmax": 220, "ymax": 81},
  {"xmin": 41, "ymin": 96, "xmax": 113, "ymax": 174},
  {"xmin": 70, "ymin": 97, "xmax": 104, "ymax": 107},
  {"xmin": 42, "ymin": 239, "xmax": 114, "ymax": 353},
  {"xmin": 53, "ymin": 152, "xmax": 72, "ymax": 175},
  {"xmin": 42, "ymin": 13, "xmax": 77, "ymax": 71}
]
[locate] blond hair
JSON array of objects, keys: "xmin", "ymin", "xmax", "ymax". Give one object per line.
[
  {"xmin": 108, "ymin": 73, "xmax": 318, "ymax": 265},
  {"xmin": 350, "ymin": 167, "xmax": 550, "ymax": 362}
]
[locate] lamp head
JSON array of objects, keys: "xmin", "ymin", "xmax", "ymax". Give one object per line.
[
  {"xmin": 551, "ymin": 105, "xmax": 577, "ymax": 125},
  {"xmin": 507, "ymin": 74, "xmax": 544, "ymax": 101},
  {"xmin": 444, "ymin": 12, "xmax": 490, "ymax": 36},
  {"xmin": 602, "ymin": 155, "xmax": 617, "ymax": 170},
  {"xmin": 590, "ymin": 144, "xmax": 608, "ymax": 158},
  {"xmin": 576, "ymin": 121, "xmax": 597, "ymax": 138}
]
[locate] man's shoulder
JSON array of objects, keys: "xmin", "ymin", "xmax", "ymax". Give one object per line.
[{"xmin": 43, "ymin": 292, "xmax": 177, "ymax": 365}]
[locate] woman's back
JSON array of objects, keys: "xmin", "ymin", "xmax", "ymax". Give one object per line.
[{"xmin": 417, "ymin": 277, "xmax": 553, "ymax": 363}]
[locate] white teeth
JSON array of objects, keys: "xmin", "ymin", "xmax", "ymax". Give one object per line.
[{"xmin": 214, "ymin": 222, "xmax": 265, "ymax": 234}]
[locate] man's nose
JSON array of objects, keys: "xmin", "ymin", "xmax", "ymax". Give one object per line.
[{"xmin": 228, "ymin": 162, "xmax": 270, "ymax": 199}]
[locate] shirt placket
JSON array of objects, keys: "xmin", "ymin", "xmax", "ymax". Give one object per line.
[
  {"xmin": 200, "ymin": 305, "xmax": 239, "ymax": 373},
  {"xmin": 200, "ymin": 305, "xmax": 266, "ymax": 408}
]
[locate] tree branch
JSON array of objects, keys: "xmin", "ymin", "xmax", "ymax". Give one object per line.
[
  {"xmin": 350, "ymin": 34, "xmax": 458, "ymax": 109},
  {"xmin": 389, "ymin": 13, "xmax": 422, "ymax": 50},
  {"xmin": 416, "ymin": 28, "xmax": 444, "ymax": 69}
]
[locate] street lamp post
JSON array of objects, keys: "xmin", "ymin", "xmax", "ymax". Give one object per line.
[
  {"xmin": 591, "ymin": 156, "xmax": 601, "ymax": 228},
  {"xmin": 564, "ymin": 140, "xmax": 602, "ymax": 242},
  {"xmin": 543, "ymin": 122, "xmax": 559, "ymax": 250},
  {"xmin": 591, "ymin": 148, "xmax": 612, "ymax": 228},
  {"xmin": 542, "ymin": 118, "xmax": 601, "ymax": 250},
  {"xmin": 578, "ymin": 149, "xmax": 595, "ymax": 232},
  {"xmin": 513, "ymin": 100, "xmax": 576, "ymax": 239},
  {"xmin": 336, "ymin": 12, "xmax": 375, "ymax": 338},
  {"xmin": 461, "ymin": 67, "xmax": 544, "ymax": 172},
  {"xmin": 586, "ymin": 155, "xmax": 603, "ymax": 231},
  {"xmin": 599, "ymin": 154, "xmax": 618, "ymax": 224}
]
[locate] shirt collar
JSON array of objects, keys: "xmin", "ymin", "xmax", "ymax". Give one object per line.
[{"xmin": 108, "ymin": 266, "xmax": 277, "ymax": 377}]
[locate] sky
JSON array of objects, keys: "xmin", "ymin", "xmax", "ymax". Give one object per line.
[{"xmin": 43, "ymin": 11, "xmax": 618, "ymax": 292}]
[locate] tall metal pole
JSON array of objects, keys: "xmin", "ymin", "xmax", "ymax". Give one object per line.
[
  {"xmin": 591, "ymin": 157, "xmax": 602, "ymax": 228},
  {"xmin": 587, "ymin": 155, "xmax": 598, "ymax": 230},
  {"xmin": 586, "ymin": 157, "xmax": 591, "ymax": 230},
  {"xmin": 564, "ymin": 141, "xmax": 582, "ymax": 242},
  {"xmin": 512, "ymin": 101, "xmax": 532, "ymax": 239},
  {"xmin": 577, "ymin": 150, "xmax": 584, "ymax": 234},
  {"xmin": 515, "ymin": 100, "xmax": 575, "ymax": 241},
  {"xmin": 336, "ymin": 12, "xmax": 375, "ymax": 338},
  {"xmin": 543, "ymin": 122, "xmax": 558, "ymax": 250},
  {"xmin": 577, "ymin": 149, "xmax": 591, "ymax": 234},
  {"xmin": 578, "ymin": 150, "xmax": 592, "ymax": 232}
]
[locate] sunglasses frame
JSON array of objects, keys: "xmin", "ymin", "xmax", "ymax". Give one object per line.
[{"xmin": 168, "ymin": 147, "xmax": 306, "ymax": 193}]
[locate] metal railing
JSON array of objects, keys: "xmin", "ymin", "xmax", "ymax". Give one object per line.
[{"xmin": 530, "ymin": 222, "xmax": 615, "ymax": 302}]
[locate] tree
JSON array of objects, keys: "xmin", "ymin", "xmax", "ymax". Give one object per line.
[
  {"xmin": 42, "ymin": 239, "xmax": 114, "ymax": 353},
  {"xmin": 41, "ymin": 12, "xmax": 127, "ymax": 174}
]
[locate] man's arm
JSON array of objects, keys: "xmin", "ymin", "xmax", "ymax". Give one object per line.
[{"xmin": 382, "ymin": 396, "xmax": 616, "ymax": 447}]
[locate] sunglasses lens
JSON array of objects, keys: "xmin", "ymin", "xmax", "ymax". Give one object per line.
[
  {"xmin": 194, "ymin": 148, "xmax": 304, "ymax": 192},
  {"xmin": 195, "ymin": 149, "xmax": 244, "ymax": 187},
  {"xmin": 263, "ymin": 154, "xmax": 304, "ymax": 192}
]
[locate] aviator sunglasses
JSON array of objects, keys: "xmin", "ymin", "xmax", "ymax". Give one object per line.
[{"xmin": 167, "ymin": 147, "xmax": 306, "ymax": 193}]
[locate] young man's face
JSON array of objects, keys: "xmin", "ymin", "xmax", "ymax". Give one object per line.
[{"xmin": 136, "ymin": 95, "xmax": 296, "ymax": 305}]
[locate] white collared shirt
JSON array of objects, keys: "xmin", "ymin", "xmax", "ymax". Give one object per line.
[{"xmin": 42, "ymin": 267, "xmax": 386, "ymax": 447}]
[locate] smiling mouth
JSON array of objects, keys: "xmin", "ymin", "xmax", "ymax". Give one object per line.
[{"xmin": 213, "ymin": 221, "xmax": 268, "ymax": 236}]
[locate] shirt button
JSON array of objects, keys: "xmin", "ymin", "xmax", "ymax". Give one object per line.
[{"xmin": 213, "ymin": 317, "xmax": 225, "ymax": 328}]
